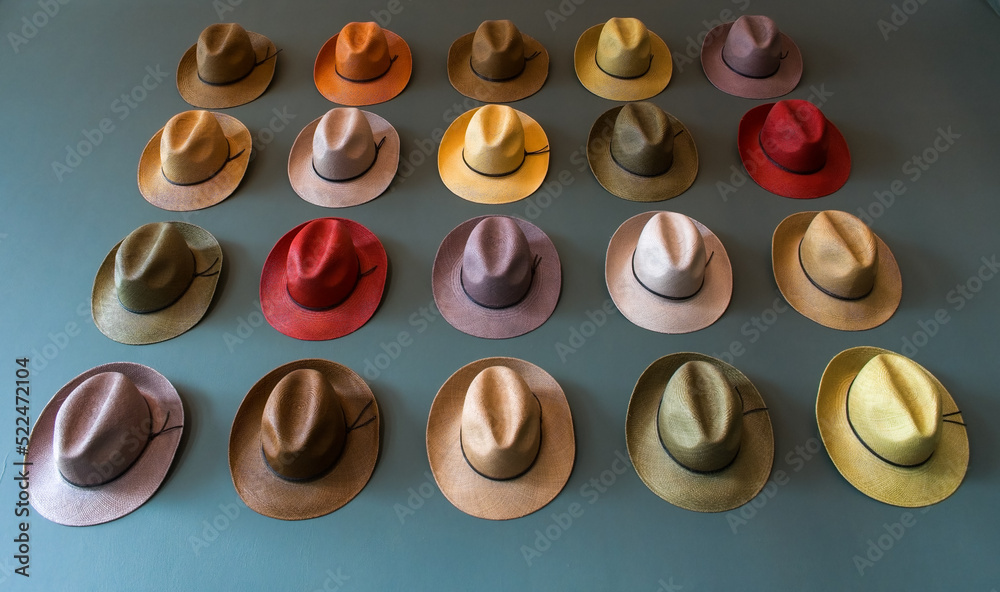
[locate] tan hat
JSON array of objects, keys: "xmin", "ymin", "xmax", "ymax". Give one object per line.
[
  {"xmin": 627, "ymin": 353, "xmax": 773, "ymax": 512},
  {"xmin": 447, "ymin": 20, "xmax": 549, "ymax": 102},
  {"xmin": 817, "ymin": 347, "xmax": 968, "ymax": 507},
  {"xmin": 574, "ymin": 17, "xmax": 672, "ymax": 101},
  {"xmin": 772, "ymin": 210, "xmax": 901, "ymax": 331},
  {"xmin": 177, "ymin": 23, "xmax": 278, "ymax": 108},
  {"xmin": 314, "ymin": 22, "xmax": 412, "ymax": 106},
  {"xmin": 426, "ymin": 358, "xmax": 575, "ymax": 520}
]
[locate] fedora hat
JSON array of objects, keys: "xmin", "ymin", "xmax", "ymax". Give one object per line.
[
  {"xmin": 772, "ymin": 210, "xmax": 901, "ymax": 331},
  {"xmin": 138, "ymin": 110, "xmax": 251, "ymax": 211},
  {"xmin": 438, "ymin": 104, "xmax": 549, "ymax": 204},
  {"xmin": 447, "ymin": 19, "xmax": 549, "ymax": 102},
  {"xmin": 817, "ymin": 347, "xmax": 968, "ymax": 507},
  {"xmin": 427, "ymin": 358, "xmax": 575, "ymax": 520},
  {"xmin": 738, "ymin": 99, "xmax": 850, "ymax": 198},
  {"xmin": 606, "ymin": 211, "xmax": 732, "ymax": 334},
  {"xmin": 92, "ymin": 221, "xmax": 222, "ymax": 345},
  {"xmin": 701, "ymin": 15, "xmax": 802, "ymax": 99},
  {"xmin": 27, "ymin": 362, "xmax": 183, "ymax": 526},
  {"xmin": 288, "ymin": 107, "xmax": 400, "ymax": 207},
  {"xmin": 177, "ymin": 23, "xmax": 278, "ymax": 108},
  {"xmin": 432, "ymin": 215, "xmax": 561, "ymax": 339},
  {"xmin": 260, "ymin": 217, "xmax": 387, "ymax": 340},
  {"xmin": 574, "ymin": 17, "xmax": 672, "ymax": 101},
  {"xmin": 627, "ymin": 353, "xmax": 773, "ymax": 512},
  {"xmin": 229, "ymin": 359, "xmax": 379, "ymax": 520},
  {"xmin": 314, "ymin": 22, "xmax": 412, "ymax": 106},
  {"xmin": 587, "ymin": 102, "xmax": 698, "ymax": 202}
]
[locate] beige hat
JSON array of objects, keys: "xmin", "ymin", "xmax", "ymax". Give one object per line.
[
  {"xmin": 176, "ymin": 23, "xmax": 278, "ymax": 108},
  {"xmin": 574, "ymin": 17, "xmax": 672, "ymax": 101}
]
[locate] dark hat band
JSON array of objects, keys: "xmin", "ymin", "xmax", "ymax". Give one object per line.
[
  {"xmin": 161, "ymin": 148, "xmax": 246, "ymax": 187},
  {"xmin": 461, "ymin": 145, "xmax": 549, "ymax": 178},
  {"xmin": 631, "ymin": 250, "xmax": 714, "ymax": 301},
  {"xmin": 117, "ymin": 252, "xmax": 220, "ymax": 315},
  {"xmin": 608, "ymin": 127, "xmax": 685, "ymax": 178},
  {"xmin": 335, "ymin": 54, "xmax": 398, "ymax": 83},
  {"xmin": 757, "ymin": 132, "xmax": 825, "ymax": 176},
  {"xmin": 468, "ymin": 50, "xmax": 540, "ymax": 83},
  {"xmin": 720, "ymin": 48, "xmax": 786, "ymax": 80},
  {"xmin": 459, "ymin": 254, "xmax": 541, "ymax": 309},
  {"xmin": 797, "ymin": 239, "xmax": 874, "ymax": 302},
  {"xmin": 196, "ymin": 48, "xmax": 281, "ymax": 86},
  {"xmin": 285, "ymin": 256, "xmax": 378, "ymax": 312},
  {"xmin": 459, "ymin": 392, "xmax": 542, "ymax": 481},
  {"xmin": 595, "ymin": 52, "xmax": 654, "ymax": 80},
  {"xmin": 312, "ymin": 137, "xmax": 386, "ymax": 183}
]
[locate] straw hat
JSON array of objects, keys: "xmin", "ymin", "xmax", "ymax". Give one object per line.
[
  {"xmin": 574, "ymin": 17, "xmax": 672, "ymax": 101},
  {"xmin": 314, "ymin": 22, "xmax": 412, "ymax": 106},
  {"xmin": 27, "ymin": 362, "xmax": 184, "ymax": 526},
  {"xmin": 772, "ymin": 210, "xmax": 901, "ymax": 331},
  {"xmin": 817, "ymin": 347, "xmax": 968, "ymax": 507},
  {"xmin": 177, "ymin": 23, "xmax": 278, "ymax": 108},
  {"xmin": 447, "ymin": 20, "xmax": 549, "ymax": 102},
  {"xmin": 701, "ymin": 15, "xmax": 802, "ymax": 99},
  {"xmin": 229, "ymin": 359, "xmax": 380, "ymax": 520},
  {"xmin": 427, "ymin": 357, "xmax": 575, "ymax": 520},
  {"xmin": 626, "ymin": 353, "xmax": 773, "ymax": 512}
]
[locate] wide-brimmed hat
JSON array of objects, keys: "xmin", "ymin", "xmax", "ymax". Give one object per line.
[
  {"xmin": 701, "ymin": 15, "xmax": 802, "ymax": 99},
  {"xmin": 587, "ymin": 102, "xmax": 698, "ymax": 202},
  {"xmin": 432, "ymin": 215, "xmax": 561, "ymax": 339},
  {"xmin": 93, "ymin": 221, "xmax": 222, "ymax": 345},
  {"xmin": 738, "ymin": 100, "xmax": 850, "ymax": 198},
  {"xmin": 574, "ymin": 17, "xmax": 672, "ymax": 101},
  {"xmin": 427, "ymin": 357, "xmax": 575, "ymax": 520},
  {"xmin": 314, "ymin": 22, "xmax": 412, "ymax": 106},
  {"xmin": 288, "ymin": 107, "xmax": 400, "ymax": 207},
  {"xmin": 260, "ymin": 218, "xmax": 387, "ymax": 340},
  {"xmin": 772, "ymin": 210, "xmax": 901, "ymax": 331},
  {"xmin": 27, "ymin": 362, "xmax": 184, "ymax": 526},
  {"xmin": 229, "ymin": 359, "xmax": 379, "ymax": 520},
  {"xmin": 438, "ymin": 105, "xmax": 549, "ymax": 204},
  {"xmin": 606, "ymin": 211, "xmax": 732, "ymax": 334},
  {"xmin": 627, "ymin": 353, "xmax": 773, "ymax": 512},
  {"xmin": 177, "ymin": 23, "xmax": 278, "ymax": 109},
  {"xmin": 817, "ymin": 347, "xmax": 968, "ymax": 507},
  {"xmin": 138, "ymin": 110, "xmax": 251, "ymax": 211},
  {"xmin": 447, "ymin": 19, "xmax": 549, "ymax": 102}
]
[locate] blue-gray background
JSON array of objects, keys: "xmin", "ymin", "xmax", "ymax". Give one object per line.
[{"xmin": 1, "ymin": 0, "xmax": 998, "ymax": 590}]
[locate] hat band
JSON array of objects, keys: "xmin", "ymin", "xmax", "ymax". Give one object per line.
[
  {"xmin": 286, "ymin": 256, "xmax": 378, "ymax": 312},
  {"xmin": 196, "ymin": 48, "xmax": 282, "ymax": 86},
  {"xmin": 312, "ymin": 136, "xmax": 387, "ymax": 183},
  {"xmin": 631, "ymin": 250, "xmax": 714, "ymax": 300},
  {"xmin": 608, "ymin": 128, "xmax": 685, "ymax": 178},
  {"xmin": 161, "ymin": 148, "xmax": 246, "ymax": 187},
  {"xmin": 335, "ymin": 54, "xmax": 398, "ymax": 83},
  {"xmin": 461, "ymin": 145, "xmax": 549, "ymax": 178},
  {"xmin": 459, "ymin": 392, "xmax": 542, "ymax": 481},
  {"xmin": 720, "ymin": 49, "xmax": 786, "ymax": 79},
  {"xmin": 595, "ymin": 52, "xmax": 653, "ymax": 80},
  {"xmin": 468, "ymin": 50, "xmax": 540, "ymax": 82},
  {"xmin": 459, "ymin": 254, "xmax": 541, "ymax": 309},
  {"xmin": 117, "ymin": 252, "xmax": 221, "ymax": 315},
  {"xmin": 797, "ymin": 239, "xmax": 874, "ymax": 302},
  {"xmin": 757, "ymin": 132, "xmax": 825, "ymax": 175}
]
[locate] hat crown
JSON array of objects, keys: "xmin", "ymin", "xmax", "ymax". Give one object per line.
[
  {"xmin": 464, "ymin": 105, "xmax": 526, "ymax": 176},
  {"xmin": 461, "ymin": 366, "xmax": 541, "ymax": 480},
  {"xmin": 759, "ymin": 100, "xmax": 830, "ymax": 174},
  {"xmin": 53, "ymin": 372, "xmax": 152, "ymax": 487},
  {"xmin": 611, "ymin": 102, "xmax": 675, "ymax": 176},
  {"xmin": 313, "ymin": 108, "xmax": 377, "ymax": 181},
  {"xmin": 659, "ymin": 361, "xmax": 743, "ymax": 472},
  {"xmin": 115, "ymin": 222, "xmax": 196, "ymax": 313},
  {"xmin": 196, "ymin": 23, "xmax": 256, "ymax": 84},
  {"xmin": 800, "ymin": 211, "xmax": 878, "ymax": 299},
  {"xmin": 261, "ymin": 369, "xmax": 347, "ymax": 481},
  {"xmin": 596, "ymin": 17, "xmax": 652, "ymax": 78},
  {"xmin": 634, "ymin": 212, "xmax": 708, "ymax": 299},
  {"xmin": 722, "ymin": 15, "xmax": 783, "ymax": 78},
  {"xmin": 848, "ymin": 353, "xmax": 943, "ymax": 466},
  {"xmin": 470, "ymin": 20, "xmax": 527, "ymax": 80},
  {"xmin": 461, "ymin": 217, "xmax": 533, "ymax": 308},
  {"xmin": 335, "ymin": 22, "xmax": 392, "ymax": 81},
  {"xmin": 286, "ymin": 219, "xmax": 361, "ymax": 310},
  {"xmin": 160, "ymin": 111, "xmax": 231, "ymax": 185}
]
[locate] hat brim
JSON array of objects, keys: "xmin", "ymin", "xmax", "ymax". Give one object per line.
[
  {"xmin": 427, "ymin": 357, "xmax": 575, "ymax": 520},
  {"xmin": 816, "ymin": 347, "xmax": 968, "ymax": 507},
  {"xmin": 27, "ymin": 362, "xmax": 184, "ymax": 526},
  {"xmin": 574, "ymin": 24, "xmax": 672, "ymax": 101},
  {"xmin": 701, "ymin": 22, "xmax": 802, "ymax": 99},
  {"xmin": 138, "ymin": 112, "xmax": 251, "ymax": 211},
  {"xmin": 314, "ymin": 30, "xmax": 412, "ymax": 106},
  {"xmin": 287, "ymin": 111, "xmax": 400, "ymax": 208},
  {"xmin": 229, "ymin": 359, "xmax": 379, "ymax": 520},
  {"xmin": 92, "ymin": 222, "xmax": 222, "ymax": 345},
  {"xmin": 772, "ymin": 211, "xmax": 901, "ymax": 331},
  {"xmin": 447, "ymin": 31, "xmax": 549, "ymax": 102},
  {"xmin": 587, "ymin": 106, "xmax": 698, "ymax": 202},
  {"xmin": 626, "ymin": 353, "xmax": 773, "ymax": 513},
  {"xmin": 432, "ymin": 216, "xmax": 561, "ymax": 339},
  {"xmin": 606, "ymin": 212, "xmax": 732, "ymax": 334},
  {"xmin": 737, "ymin": 103, "xmax": 850, "ymax": 199},
  {"xmin": 260, "ymin": 218, "xmax": 388, "ymax": 341},
  {"xmin": 177, "ymin": 31, "xmax": 277, "ymax": 109},
  {"xmin": 438, "ymin": 107, "xmax": 549, "ymax": 204}
]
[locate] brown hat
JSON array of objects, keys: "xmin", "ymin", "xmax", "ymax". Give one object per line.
[
  {"xmin": 229, "ymin": 359, "xmax": 380, "ymax": 520},
  {"xmin": 177, "ymin": 23, "xmax": 278, "ymax": 108},
  {"xmin": 314, "ymin": 22, "xmax": 412, "ymax": 106},
  {"xmin": 447, "ymin": 20, "xmax": 549, "ymax": 103},
  {"xmin": 427, "ymin": 358, "xmax": 575, "ymax": 520},
  {"xmin": 574, "ymin": 17, "xmax": 672, "ymax": 101},
  {"xmin": 701, "ymin": 15, "xmax": 802, "ymax": 99},
  {"xmin": 587, "ymin": 102, "xmax": 698, "ymax": 202},
  {"xmin": 772, "ymin": 210, "xmax": 901, "ymax": 331}
]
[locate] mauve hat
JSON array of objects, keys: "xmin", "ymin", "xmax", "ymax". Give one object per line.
[
  {"xmin": 738, "ymin": 99, "xmax": 850, "ymax": 199},
  {"xmin": 587, "ymin": 102, "xmax": 698, "ymax": 202},
  {"xmin": 606, "ymin": 211, "xmax": 732, "ymax": 334},
  {"xmin": 288, "ymin": 107, "xmax": 400, "ymax": 207},
  {"xmin": 427, "ymin": 358, "xmax": 575, "ymax": 520},
  {"xmin": 177, "ymin": 23, "xmax": 278, "ymax": 108},
  {"xmin": 701, "ymin": 15, "xmax": 802, "ymax": 99},
  {"xmin": 261, "ymin": 218, "xmax": 387, "ymax": 341},
  {"xmin": 27, "ymin": 362, "xmax": 184, "ymax": 526},
  {"xmin": 432, "ymin": 215, "xmax": 561, "ymax": 339},
  {"xmin": 229, "ymin": 359, "xmax": 379, "ymax": 520},
  {"xmin": 447, "ymin": 19, "xmax": 549, "ymax": 102},
  {"xmin": 574, "ymin": 17, "xmax": 672, "ymax": 101},
  {"xmin": 314, "ymin": 22, "xmax": 412, "ymax": 106}
]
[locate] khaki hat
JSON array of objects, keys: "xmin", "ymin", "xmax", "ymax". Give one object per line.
[
  {"xmin": 701, "ymin": 15, "xmax": 802, "ymax": 99},
  {"xmin": 817, "ymin": 347, "xmax": 968, "ymax": 507},
  {"xmin": 177, "ymin": 23, "xmax": 278, "ymax": 108},
  {"xmin": 627, "ymin": 353, "xmax": 773, "ymax": 512},
  {"xmin": 447, "ymin": 20, "xmax": 549, "ymax": 102},
  {"xmin": 314, "ymin": 22, "xmax": 412, "ymax": 106},
  {"xmin": 574, "ymin": 17, "xmax": 672, "ymax": 101},
  {"xmin": 427, "ymin": 358, "xmax": 575, "ymax": 520}
]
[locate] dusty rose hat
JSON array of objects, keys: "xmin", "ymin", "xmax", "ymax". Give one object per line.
[
  {"xmin": 574, "ymin": 17, "xmax": 672, "ymax": 101},
  {"xmin": 314, "ymin": 22, "xmax": 412, "ymax": 106},
  {"xmin": 701, "ymin": 15, "xmax": 802, "ymax": 99},
  {"xmin": 447, "ymin": 19, "xmax": 549, "ymax": 102},
  {"xmin": 177, "ymin": 23, "xmax": 278, "ymax": 108}
]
